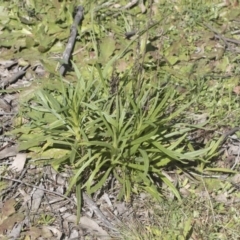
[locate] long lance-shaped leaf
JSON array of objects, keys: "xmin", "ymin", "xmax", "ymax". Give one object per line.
[
  {"xmin": 125, "ymin": 177, "xmax": 132, "ymax": 202},
  {"xmin": 102, "ymin": 112, "xmax": 119, "ymax": 129},
  {"xmin": 205, "ymin": 168, "xmax": 237, "ymax": 173},
  {"xmin": 113, "ymin": 169, "xmax": 124, "ymax": 185},
  {"xmin": 66, "ymin": 153, "xmax": 101, "ymax": 195},
  {"xmin": 131, "ymin": 128, "xmax": 158, "ymax": 146},
  {"xmin": 160, "ymin": 174, "xmax": 181, "ymax": 201},
  {"xmin": 207, "ymin": 137, "xmax": 222, "ymax": 156},
  {"xmin": 90, "ymin": 168, "xmax": 112, "ymax": 194},
  {"xmin": 138, "ymin": 149, "xmax": 149, "ymax": 177},
  {"xmin": 167, "ymin": 133, "xmax": 188, "ymax": 150},
  {"xmin": 182, "ymin": 147, "xmax": 212, "ymax": 161},
  {"xmin": 126, "ymin": 163, "xmax": 146, "ymax": 171},
  {"xmin": 98, "ymin": 112, "xmax": 114, "ymax": 137},
  {"xmin": 149, "ymin": 90, "xmax": 173, "ymax": 120},
  {"xmin": 85, "ymin": 158, "xmax": 109, "ymax": 192},
  {"xmin": 69, "ymin": 141, "xmax": 79, "ymax": 165},
  {"xmin": 152, "ymin": 141, "xmax": 182, "ymax": 160},
  {"xmin": 95, "ymin": 64, "xmax": 109, "ymax": 95},
  {"xmin": 118, "ymin": 115, "xmax": 135, "ymax": 143},
  {"xmin": 76, "ymin": 182, "xmax": 82, "ymax": 224}
]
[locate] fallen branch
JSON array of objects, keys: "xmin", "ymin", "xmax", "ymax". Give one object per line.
[
  {"xmin": 59, "ymin": 6, "xmax": 84, "ymax": 76},
  {"xmin": 215, "ymin": 35, "xmax": 240, "ymax": 45},
  {"xmin": 1, "ymin": 175, "xmax": 119, "ymax": 233},
  {"xmin": 1, "ymin": 65, "xmax": 30, "ymax": 89},
  {"xmin": 203, "ymin": 23, "xmax": 228, "ymax": 49},
  {"xmin": 1, "ymin": 175, "xmax": 76, "ymax": 204}
]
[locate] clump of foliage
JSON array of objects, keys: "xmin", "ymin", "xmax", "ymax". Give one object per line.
[{"xmin": 12, "ymin": 61, "xmax": 220, "ymax": 221}]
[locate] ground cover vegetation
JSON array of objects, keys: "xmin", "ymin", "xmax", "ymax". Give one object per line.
[{"xmin": 1, "ymin": 0, "xmax": 240, "ymax": 239}]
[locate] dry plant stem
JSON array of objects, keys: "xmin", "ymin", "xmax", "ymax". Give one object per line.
[
  {"xmin": 2, "ymin": 65, "xmax": 30, "ymax": 89},
  {"xmin": 123, "ymin": 0, "xmax": 138, "ymax": 9},
  {"xmin": 59, "ymin": 6, "xmax": 84, "ymax": 76},
  {"xmin": 204, "ymin": 23, "xmax": 240, "ymax": 46},
  {"xmin": 215, "ymin": 35, "xmax": 240, "ymax": 45},
  {"xmin": 43, "ymin": 169, "xmax": 64, "ymax": 229},
  {"xmin": 203, "ymin": 23, "xmax": 228, "ymax": 48},
  {"xmin": 0, "ymin": 145, "xmax": 18, "ymax": 159},
  {"xmin": 201, "ymin": 177, "xmax": 216, "ymax": 223},
  {"xmin": 2, "ymin": 176, "xmax": 118, "ymax": 232},
  {"xmin": 0, "ymin": 168, "xmax": 27, "ymax": 198},
  {"xmin": 1, "ymin": 176, "xmax": 76, "ymax": 205},
  {"xmin": 220, "ymin": 127, "xmax": 240, "ymax": 145},
  {"xmin": 44, "ymin": 192, "xmax": 64, "ymax": 230}
]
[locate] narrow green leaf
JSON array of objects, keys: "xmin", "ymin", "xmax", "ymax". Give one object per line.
[
  {"xmin": 67, "ymin": 153, "xmax": 100, "ymax": 194},
  {"xmin": 71, "ymin": 60, "xmax": 82, "ymax": 79},
  {"xmin": 205, "ymin": 168, "xmax": 237, "ymax": 173},
  {"xmin": 127, "ymin": 163, "xmax": 146, "ymax": 171},
  {"xmin": 182, "ymin": 147, "xmax": 211, "ymax": 161},
  {"xmin": 125, "ymin": 178, "xmax": 132, "ymax": 202},
  {"xmin": 102, "ymin": 112, "xmax": 118, "ymax": 129},
  {"xmin": 149, "ymin": 90, "xmax": 172, "ymax": 120},
  {"xmin": 88, "ymin": 167, "xmax": 112, "ymax": 194},
  {"xmin": 167, "ymin": 133, "xmax": 188, "ymax": 150},
  {"xmin": 152, "ymin": 141, "xmax": 181, "ymax": 160},
  {"xmin": 183, "ymin": 218, "xmax": 193, "ymax": 237},
  {"xmin": 113, "ymin": 169, "xmax": 124, "ymax": 184},
  {"xmin": 131, "ymin": 129, "xmax": 158, "ymax": 146},
  {"xmin": 161, "ymin": 175, "xmax": 181, "ymax": 201},
  {"xmin": 139, "ymin": 149, "xmax": 150, "ymax": 176},
  {"xmin": 79, "ymin": 141, "xmax": 115, "ymax": 151},
  {"xmin": 76, "ymin": 182, "xmax": 82, "ymax": 224},
  {"xmin": 207, "ymin": 138, "xmax": 222, "ymax": 156},
  {"xmin": 144, "ymin": 184, "xmax": 162, "ymax": 201},
  {"xmin": 70, "ymin": 141, "xmax": 79, "ymax": 164}
]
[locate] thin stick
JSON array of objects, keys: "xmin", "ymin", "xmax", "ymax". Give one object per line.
[
  {"xmin": 1, "ymin": 65, "xmax": 30, "ymax": 89},
  {"xmin": 2, "ymin": 175, "xmax": 119, "ymax": 233},
  {"xmin": 203, "ymin": 23, "xmax": 228, "ymax": 48},
  {"xmin": 59, "ymin": 6, "xmax": 84, "ymax": 76},
  {"xmin": 1, "ymin": 176, "xmax": 76, "ymax": 205}
]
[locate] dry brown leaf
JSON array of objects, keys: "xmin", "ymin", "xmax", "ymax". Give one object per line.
[
  {"xmin": 8, "ymin": 221, "xmax": 24, "ymax": 239},
  {"xmin": 31, "ymin": 183, "xmax": 45, "ymax": 212},
  {"xmin": 79, "ymin": 216, "xmax": 109, "ymax": 237},
  {"xmin": 0, "ymin": 213, "xmax": 24, "ymax": 235},
  {"xmin": 62, "ymin": 213, "xmax": 77, "ymax": 223},
  {"xmin": 45, "ymin": 226, "xmax": 63, "ymax": 240},
  {"xmin": 10, "ymin": 153, "xmax": 27, "ymax": 172},
  {"xmin": 0, "ymin": 146, "xmax": 18, "ymax": 160},
  {"xmin": 214, "ymin": 193, "xmax": 228, "ymax": 203},
  {"xmin": 25, "ymin": 227, "xmax": 42, "ymax": 239},
  {"xmin": 69, "ymin": 229, "xmax": 79, "ymax": 239},
  {"xmin": 231, "ymin": 173, "xmax": 240, "ymax": 184},
  {"xmin": 2, "ymin": 199, "xmax": 16, "ymax": 218}
]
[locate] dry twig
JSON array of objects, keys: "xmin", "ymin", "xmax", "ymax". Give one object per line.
[
  {"xmin": 59, "ymin": 6, "xmax": 84, "ymax": 76},
  {"xmin": 1, "ymin": 65, "xmax": 30, "ymax": 89}
]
